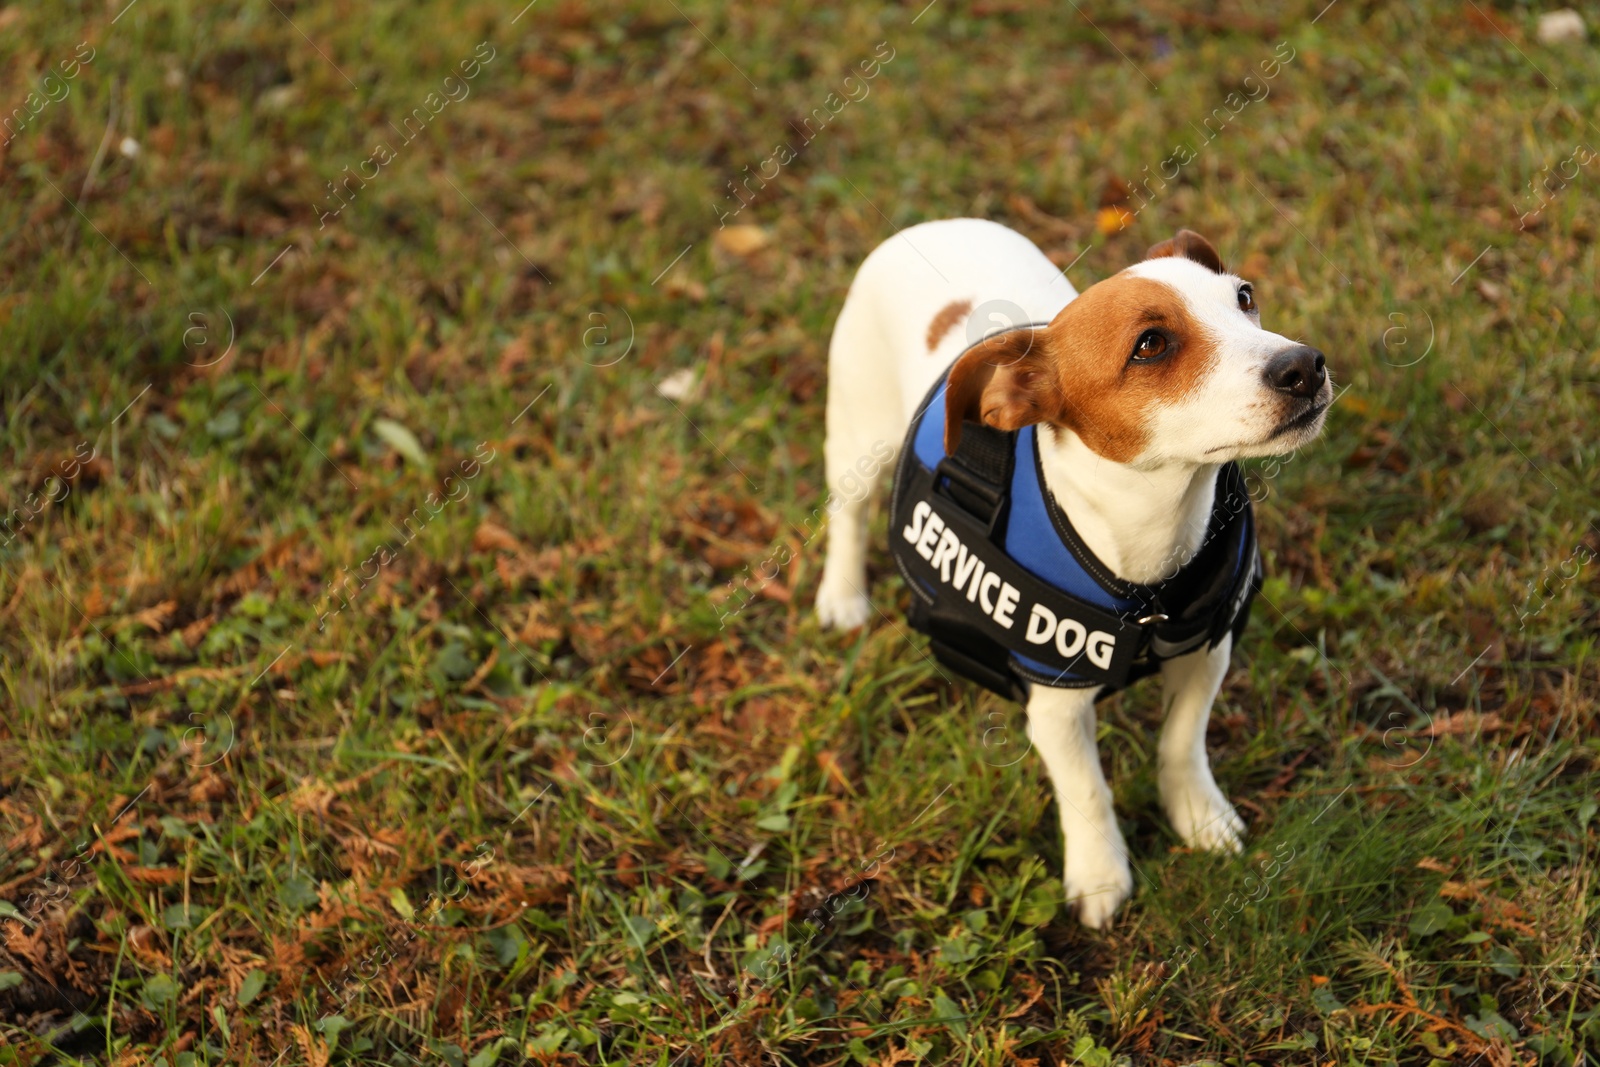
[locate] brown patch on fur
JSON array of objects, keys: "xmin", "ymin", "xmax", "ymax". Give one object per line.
[
  {"xmin": 926, "ymin": 299, "xmax": 973, "ymax": 352},
  {"xmin": 1147, "ymin": 229, "xmax": 1225, "ymax": 275},
  {"xmin": 945, "ymin": 277, "xmax": 1218, "ymax": 463}
]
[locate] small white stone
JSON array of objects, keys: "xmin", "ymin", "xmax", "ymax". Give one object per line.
[
  {"xmin": 260, "ymin": 84, "xmax": 301, "ymax": 113},
  {"xmin": 655, "ymin": 368, "xmax": 698, "ymax": 401},
  {"xmin": 1536, "ymin": 9, "xmax": 1585, "ymax": 44},
  {"xmin": 118, "ymin": 136, "xmax": 140, "ymax": 158}
]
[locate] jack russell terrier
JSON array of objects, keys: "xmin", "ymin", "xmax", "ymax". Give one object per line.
[{"xmin": 815, "ymin": 219, "xmax": 1330, "ymax": 927}]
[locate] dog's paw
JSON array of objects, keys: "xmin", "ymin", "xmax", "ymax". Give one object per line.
[
  {"xmin": 1064, "ymin": 851, "xmax": 1134, "ymax": 930},
  {"xmin": 1164, "ymin": 778, "xmax": 1246, "ymax": 853},
  {"xmin": 815, "ymin": 583, "xmax": 872, "ymax": 630}
]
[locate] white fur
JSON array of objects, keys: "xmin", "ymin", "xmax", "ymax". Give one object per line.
[{"xmin": 817, "ymin": 218, "xmax": 1324, "ymax": 927}]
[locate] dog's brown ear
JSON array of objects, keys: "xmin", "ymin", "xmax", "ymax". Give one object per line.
[
  {"xmin": 1146, "ymin": 229, "xmax": 1225, "ymax": 274},
  {"xmin": 944, "ymin": 328, "xmax": 1052, "ymax": 454}
]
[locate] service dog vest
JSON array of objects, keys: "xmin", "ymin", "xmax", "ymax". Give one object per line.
[{"xmin": 889, "ymin": 346, "xmax": 1263, "ymax": 702}]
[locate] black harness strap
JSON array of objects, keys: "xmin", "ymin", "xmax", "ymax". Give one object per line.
[
  {"xmin": 934, "ymin": 422, "xmax": 1013, "ymax": 532},
  {"xmin": 912, "ymin": 423, "xmax": 1031, "ymax": 699}
]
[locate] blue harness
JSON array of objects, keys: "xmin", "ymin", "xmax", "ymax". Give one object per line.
[{"xmin": 889, "ymin": 352, "xmax": 1262, "ymax": 701}]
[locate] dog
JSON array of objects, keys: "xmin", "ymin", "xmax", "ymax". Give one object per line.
[{"xmin": 815, "ymin": 219, "xmax": 1330, "ymax": 927}]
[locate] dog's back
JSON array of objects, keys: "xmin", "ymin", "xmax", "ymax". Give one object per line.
[
  {"xmin": 829, "ymin": 219, "xmax": 1077, "ymax": 419},
  {"xmin": 816, "ymin": 219, "xmax": 1075, "ymax": 628}
]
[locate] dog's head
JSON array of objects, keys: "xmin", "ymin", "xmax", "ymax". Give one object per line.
[{"xmin": 944, "ymin": 230, "xmax": 1331, "ymax": 466}]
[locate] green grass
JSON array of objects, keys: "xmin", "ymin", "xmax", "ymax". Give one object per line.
[{"xmin": 2, "ymin": 0, "xmax": 1598, "ymax": 1064}]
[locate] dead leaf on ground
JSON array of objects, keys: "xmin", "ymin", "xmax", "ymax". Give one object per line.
[
  {"xmin": 188, "ymin": 773, "xmax": 231, "ymax": 803},
  {"xmin": 123, "ymin": 866, "xmax": 185, "ymax": 886},
  {"xmin": 290, "ymin": 780, "xmax": 339, "ymax": 819},
  {"xmin": 713, "ymin": 224, "xmax": 770, "ymax": 257},
  {"xmin": 519, "ymin": 601, "xmax": 563, "ymax": 643},
  {"xmin": 290, "ymin": 1024, "xmax": 332, "ymax": 1067},
  {"xmin": 127, "ymin": 925, "xmax": 171, "ymax": 968},
  {"xmin": 133, "ymin": 600, "xmax": 177, "ymax": 633},
  {"xmin": 178, "ymin": 613, "xmax": 217, "ymax": 649},
  {"xmin": 474, "ymin": 520, "xmax": 524, "ymax": 554},
  {"xmin": 1096, "ymin": 205, "xmax": 1134, "ymax": 235},
  {"xmin": 874, "ymin": 1044, "xmax": 919, "ymax": 1067},
  {"xmin": 662, "ymin": 274, "xmax": 708, "ymax": 301}
]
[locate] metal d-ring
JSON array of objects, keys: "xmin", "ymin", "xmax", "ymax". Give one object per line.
[{"xmin": 1137, "ymin": 613, "xmax": 1169, "ymax": 625}]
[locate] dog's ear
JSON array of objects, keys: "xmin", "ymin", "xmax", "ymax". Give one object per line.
[
  {"xmin": 1146, "ymin": 229, "xmax": 1225, "ymax": 274},
  {"xmin": 943, "ymin": 328, "xmax": 1052, "ymax": 454}
]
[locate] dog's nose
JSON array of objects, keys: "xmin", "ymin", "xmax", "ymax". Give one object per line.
[{"xmin": 1264, "ymin": 345, "xmax": 1326, "ymax": 398}]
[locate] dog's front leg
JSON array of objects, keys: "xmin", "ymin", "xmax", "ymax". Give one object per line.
[
  {"xmin": 1157, "ymin": 635, "xmax": 1245, "ymax": 852},
  {"xmin": 1025, "ymin": 684, "xmax": 1132, "ymax": 928}
]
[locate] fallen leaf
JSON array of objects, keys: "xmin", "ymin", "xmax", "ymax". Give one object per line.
[
  {"xmin": 662, "ymin": 275, "xmax": 708, "ymax": 302},
  {"xmin": 874, "ymin": 1044, "xmax": 918, "ymax": 1067},
  {"xmin": 474, "ymin": 521, "xmax": 523, "ymax": 553},
  {"xmin": 127, "ymin": 925, "xmax": 171, "ymax": 967},
  {"xmin": 133, "ymin": 600, "xmax": 177, "ymax": 633},
  {"xmin": 289, "ymin": 780, "xmax": 338, "ymax": 818},
  {"xmin": 656, "ymin": 368, "xmax": 698, "ymax": 401},
  {"xmin": 122, "ymin": 866, "xmax": 185, "ymax": 886},
  {"xmin": 178, "ymin": 613, "xmax": 216, "ymax": 649},
  {"xmin": 1096, "ymin": 205, "xmax": 1134, "ymax": 234},
  {"xmin": 372, "ymin": 418, "xmax": 428, "ymax": 466},
  {"xmin": 290, "ymin": 1024, "xmax": 331, "ymax": 1067},
  {"xmin": 713, "ymin": 224, "xmax": 770, "ymax": 257},
  {"xmin": 519, "ymin": 602, "xmax": 562, "ymax": 643},
  {"xmin": 189, "ymin": 774, "xmax": 230, "ymax": 803}
]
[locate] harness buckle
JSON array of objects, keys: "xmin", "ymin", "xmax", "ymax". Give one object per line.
[{"xmin": 934, "ymin": 458, "xmax": 1008, "ymax": 536}]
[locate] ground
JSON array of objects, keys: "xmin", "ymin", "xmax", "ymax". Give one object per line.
[{"xmin": 1, "ymin": 1, "xmax": 1598, "ymax": 1065}]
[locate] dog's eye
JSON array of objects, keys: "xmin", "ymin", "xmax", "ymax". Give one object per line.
[
  {"xmin": 1237, "ymin": 285, "xmax": 1257, "ymax": 313},
  {"xmin": 1131, "ymin": 329, "xmax": 1169, "ymax": 362}
]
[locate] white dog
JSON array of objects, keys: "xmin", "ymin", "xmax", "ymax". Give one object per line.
[{"xmin": 816, "ymin": 219, "xmax": 1330, "ymax": 927}]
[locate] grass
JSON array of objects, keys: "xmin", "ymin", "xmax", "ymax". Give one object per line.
[{"xmin": 1, "ymin": 0, "xmax": 1598, "ymax": 1064}]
